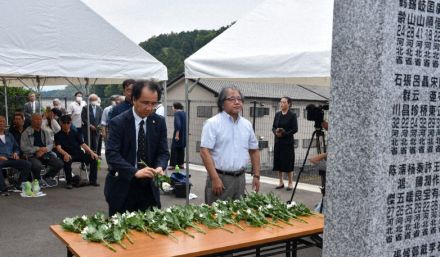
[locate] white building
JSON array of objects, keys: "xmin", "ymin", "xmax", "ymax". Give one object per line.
[{"xmin": 165, "ymin": 75, "xmax": 329, "ymax": 171}]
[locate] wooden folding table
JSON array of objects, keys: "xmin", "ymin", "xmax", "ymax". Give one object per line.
[{"xmin": 50, "ymin": 213, "xmax": 324, "ymax": 257}]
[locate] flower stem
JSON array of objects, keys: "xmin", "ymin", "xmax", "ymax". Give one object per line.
[
  {"xmin": 179, "ymin": 228, "xmax": 195, "ymax": 238},
  {"xmin": 219, "ymin": 226, "xmax": 234, "ymax": 233},
  {"xmin": 102, "ymin": 240, "xmax": 117, "ymax": 252},
  {"xmin": 268, "ymin": 221, "xmax": 283, "ymax": 228},
  {"xmin": 125, "ymin": 233, "xmax": 134, "ymax": 244},
  {"xmin": 190, "ymin": 224, "xmax": 206, "ymax": 234},
  {"xmin": 232, "ymin": 223, "xmax": 245, "ymax": 231},
  {"xmin": 118, "ymin": 240, "xmax": 127, "ymax": 249},
  {"xmin": 142, "ymin": 226, "xmax": 155, "ymax": 239},
  {"xmin": 168, "ymin": 233, "xmax": 178, "ymax": 241}
]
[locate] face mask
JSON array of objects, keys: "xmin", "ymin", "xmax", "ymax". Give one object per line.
[
  {"xmin": 76, "ymin": 96, "xmax": 82, "ymax": 102},
  {"xmin": 91, "ymin": 101, "xmax": 98, "ymax": 106}
]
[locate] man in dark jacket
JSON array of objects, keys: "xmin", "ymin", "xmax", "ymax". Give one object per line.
[
  {"xmin": 108, "ymin": 79, "xmax": 135, "ymax": 120},
  {"xmin": 105, "ymin": 80, "xmax": 169, "ymax": 216},
  {"xmin": 0, "ymin": 115, "xmax": 31, "ymax": 195},
  {"xmin": 81, "ymin": 94, "xmax": 102, "ymax": 153}
]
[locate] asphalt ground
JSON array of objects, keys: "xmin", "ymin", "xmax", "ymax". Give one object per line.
[{"xmin": 0, "ymin": 158, "xmax": 322, "ymax": 257}]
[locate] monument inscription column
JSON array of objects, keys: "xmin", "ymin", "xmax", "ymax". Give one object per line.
[{"xmin": 325, "ymin": 1, "xmax": 440, "ymax": 257}]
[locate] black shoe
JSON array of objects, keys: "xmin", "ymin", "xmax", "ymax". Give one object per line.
[
  {"xmin": 286, "ymin": 187, "xmax": 293, "ymax": 191},
  {"xmin": 65, "ymin": 184, "xmax": 73, "ymax": 189},
  {"xmin": 1, "ymin": 190, "xmax": 9, "ymax": 196},
  {"xmin": 43, "ymin": 177, "xmax": 57, "ymax": 187},
  {"xmin": 89, "ymin": 182, "xmax": 100, "ymax": 187},
  {"xmin": 275, "ymin": 184, "xmax": 284, "ymax": 189}
]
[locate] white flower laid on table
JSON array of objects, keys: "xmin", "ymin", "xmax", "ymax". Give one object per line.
[{"xmin": 60, "ymin": 192, "xmax": 313, "ymax": 252}]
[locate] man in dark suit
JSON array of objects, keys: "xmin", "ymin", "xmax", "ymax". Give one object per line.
[
  {"xmin": 23, "ymin": 92, "xmax": 40, "ymax": 121},
  {"xmin": 81, "ymin": 94, "xmax": 103, "ymax": 155},
  {"xmin": 108, "ymin": 79, "xmax": 135, "ymax": 120},
  {"xmin": 105, "ymin": 80, "xmax": 169, "ymax": 216}
]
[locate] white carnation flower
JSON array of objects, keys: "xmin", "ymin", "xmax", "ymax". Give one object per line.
[
  {"xmin": 81, "ymin": 227, "xmax": 89, "ymax": 235},
  {"xmin": 287, "ymin": 201, "xmax": 297, "ymax": 208},
  {"xmin": 81, "ymin": 215, "xmax": 87, "ymax": 221},
  {"xmin": 246, "ymin": 209, "xmax": 252, "ymax": 214}
]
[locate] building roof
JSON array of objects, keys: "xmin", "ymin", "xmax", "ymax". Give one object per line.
[{"xmin": 198, "ymin": 79, "xmax": 329, "ymax": 101}]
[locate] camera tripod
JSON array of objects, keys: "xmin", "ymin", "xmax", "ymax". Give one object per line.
[{"xmin": 288, "ymin": 127, "xmax": 326, "ymax": 213}]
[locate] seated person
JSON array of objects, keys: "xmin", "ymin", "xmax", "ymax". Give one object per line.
[
  {"xmin": 9, "ymin": 112, "xmax": 28, "ymax": 150},
  {"xmin": 0, "ymin": 116, "xmax": 31, "ymax": 195},
  {"xmin": 21, "ymin": 114, "xmax": 63, "ymax": 187},
  {"xmin": 42, "ymin": 107, "xmax": 61, "ymax": 140},
  {"xmin": 55, "ymin": 115, "xmax": 99, "ymax": 189}
]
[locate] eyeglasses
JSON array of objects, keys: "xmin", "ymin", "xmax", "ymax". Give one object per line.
[{"xmin": 225, "ymin": 96, "xmax": 243, "ymax": 102}]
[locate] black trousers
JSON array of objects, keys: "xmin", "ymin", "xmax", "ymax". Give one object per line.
[
  {"xmin": 0, "ymin": 159, "xmax": 32, "ymax": 191},
  {"xmin": 169, "ymin": 147, "xmax": 185, "ymax": 167},
  {"xmin": 109, "ymin": 178, "xmax": 158, "ymax": 216},
  {"xmin": 28, "ymin": 153, "xmax": 64, "ymax": 179},
  {"xmin": 62, "ymin": 151, "xmax": 98, "ymax": 184},
  {"xmin": 82, "ymin": 129, "xmax": 98, "ymax": 152},
  {"xmin": 97, "ymin": 134, "xmax": 103, "ymax": 156}
]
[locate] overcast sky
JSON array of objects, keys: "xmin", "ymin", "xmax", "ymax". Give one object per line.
[{"xmin": 81, "ymin": 0, "xmax": 265, "ymax": 44}]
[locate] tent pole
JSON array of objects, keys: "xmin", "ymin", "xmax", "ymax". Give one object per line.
[
  {"xmin": 2, "ymin": 78, "xmax": 8, "ymax": 126},
  {"xmin": 85, "ymin": 78, "xmax": 91, "ymax": 149},
  {"xmin": 184, "ymin": 78, "xmax": 190, "ymax": 205},
  {"xmin": 162, "ymin": 81, "xmax": 167, "ymax": 118},
  {"xmin": 36, "ymin": 76, "xmax": 41, "ymax": 114}
]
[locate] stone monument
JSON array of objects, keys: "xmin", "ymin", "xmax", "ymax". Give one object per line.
[{"xmin": 324, "ymin": 1, "xmax": 440, "ymax": 256}]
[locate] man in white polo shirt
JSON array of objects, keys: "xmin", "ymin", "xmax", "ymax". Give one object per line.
[
  {"xmin": 200, "ymin": 86, "xmax": 260, "ymax": 204},
  {"xmin": 67, "ymin": 92, "xmax": 86, "ymax": 131}
]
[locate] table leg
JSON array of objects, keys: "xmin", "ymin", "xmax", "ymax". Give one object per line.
[
  {"xmin": 286, "ymin": 240, "xmax": 291, "ymax": 257},
  {"xmin": 292, "ymin": 239, "xmax": 297, "ymax": 257},
  {"xmin": 67, "ymin": 247, "xmax": 73, "ymax": 257}
]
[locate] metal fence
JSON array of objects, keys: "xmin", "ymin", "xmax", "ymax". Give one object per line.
[
  {"xmin": 0, "ymin": 94, "xmax": 325, "ymax": 185},
  {"xmin": 165, "ymin": 99, "xmax": 326, "ymax": 185}
]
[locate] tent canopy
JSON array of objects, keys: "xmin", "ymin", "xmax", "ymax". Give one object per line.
[
  {"xmin": 185, "ymin": 0, "xmax": 333, "ymax": 86},
  {"xmin": 0, "ymin": 0, "xmax": 167, "ymax": 87}
]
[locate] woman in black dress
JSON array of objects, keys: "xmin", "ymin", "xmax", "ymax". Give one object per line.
[{"xmin": 272, "ymin": 97, "xmax": 298, "ymax": 190}]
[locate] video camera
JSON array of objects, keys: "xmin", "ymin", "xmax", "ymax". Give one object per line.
[{"xmin": 306, "ymin": 103, "xmax": 329, "ymax": 129}]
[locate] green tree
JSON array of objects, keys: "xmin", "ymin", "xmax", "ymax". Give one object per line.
[
  {"xmin": 0, "ymin": 87, "xmax": 32, "ymax": 122},
  {"xmin": 139, "ymin": 24, "xmax": 232, "ymax": 81}
]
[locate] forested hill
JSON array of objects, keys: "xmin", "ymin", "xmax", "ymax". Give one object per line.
[{"xmin": 139, "ymin": 24, "xmax": 231, "ymax": 81}]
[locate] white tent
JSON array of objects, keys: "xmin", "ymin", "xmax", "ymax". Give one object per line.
[
  {"xmin": 185, "ymin": 0, "xmax": 333, "ymax": 86},
  {"xmin": 0, "ymin": 0, "xmax": 167, "ymax": 87},
  {"xmin": 182, "ymin": 0, "xmax": 333, "ymax": 203}
]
